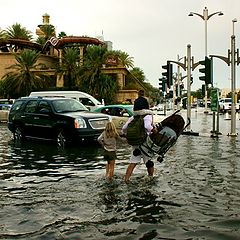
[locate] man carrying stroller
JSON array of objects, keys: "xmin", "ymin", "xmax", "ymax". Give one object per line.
[{"xmin": 122, "ymin": 89, "xmax": 156, "ymax": 183}]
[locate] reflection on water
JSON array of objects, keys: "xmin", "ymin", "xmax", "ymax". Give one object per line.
[{"xmin": 1, "ymin": 112, "xmax": 240, "ymax": 239}]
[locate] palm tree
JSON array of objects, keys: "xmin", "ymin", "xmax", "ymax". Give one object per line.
[
  {"xmin": 56, "ymin": 47, "xmax": 80, "ymax": 89},
  {"xmin": 79, "ymin": 45, "xmax": 108, "ymax": 96},
  {"xmin": 106, "ymin": 50, "xmax": 134, "ymax": 69},
  {"xmin": 58, "ymin": 31, "xmax": 67, "ymax": 39},
  {"xmin": 0, "ymin": 29, "xmax": 7, "ymax": 40},
  {"xmin": 5, "ymin": 23, "xmax": 32, "ymax": 40},
  {"xmin": 36, "ymin": 24, "xmax": 56, "ymax": 47},
  {"xmin": 1, "ymin": 49, "xmax": 51, "ymax": 98},
  {"xmin": 35, "ymin": 36, "xmax": 46, "ymax": 46},
  {"xmin": 129, "ymin": 67, "xmax": 145, "ymax": 82},
  {"xmin": 97, "ymin": 74, "xmax": 117, "ymax": 104}
]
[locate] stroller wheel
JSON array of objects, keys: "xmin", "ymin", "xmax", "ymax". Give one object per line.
[{"xmin": 157, "ymin": 156, "xmax": 164, "ymax": 163}]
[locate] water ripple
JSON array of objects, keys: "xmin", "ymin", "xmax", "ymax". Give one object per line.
[{"xmin": 1, "ymin": 119, "xmax": 240, "ymax": 239}]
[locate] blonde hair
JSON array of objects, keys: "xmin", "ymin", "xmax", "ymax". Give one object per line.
[{"xmin": 104, "ymin": 121, "xmax": 119, "ymax": 138}]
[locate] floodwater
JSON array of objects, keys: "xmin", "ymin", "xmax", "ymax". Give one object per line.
[{"xmin": 0, "ymin": 109, "xmax": 240, "ymax": 240}]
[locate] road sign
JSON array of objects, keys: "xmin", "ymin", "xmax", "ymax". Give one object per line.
[{"xmin": 211, "ymin": 88, "xmax": 219, "ymax": 112}]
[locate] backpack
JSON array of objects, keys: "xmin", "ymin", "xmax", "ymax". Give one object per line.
[{"xmin": 126, "ymin": 115, "xmax": 147, "ymax": 146}]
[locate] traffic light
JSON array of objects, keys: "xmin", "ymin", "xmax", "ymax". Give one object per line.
[
  {"xmin": 162, "ymin": 61, "xmax": 173, "ymax": 88},
  {"xmin": 202, "ymin": 84, "xmax": 205, "ymax": 96},
  {"xmin": 169, "ymin": 90, "xmax": 173, "ymax": 98},
  {"xmin": 199, "ymin": 57, "xmax": 212, "ymax": 85},
  {"xmin": 159, "ymin": 78, "xmax": 166, "ymax": 92},
  {"xmin": 180, "ymin": 83, "xmax": 184, "ymax": 96},
  {"xmin": 166, "ymin": 90, "xmax": 173, "ymax": 99}
]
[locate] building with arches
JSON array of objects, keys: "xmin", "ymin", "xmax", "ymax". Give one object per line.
[{"xmin": 0, "ymin": 14, "xmax": 146, "ymax": 102}]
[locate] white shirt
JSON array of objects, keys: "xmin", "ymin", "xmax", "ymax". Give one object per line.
[{"xmin": 122, "ymin": 115, "xmax": 153, "ymax": 135}]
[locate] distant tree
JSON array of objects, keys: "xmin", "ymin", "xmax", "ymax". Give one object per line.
[
  {"xmin": 81, "ymin": 73, "xmax": 117, "ymax": 104},
  {"xmin": 0, "ymin": 29, "xmax": 7, "ymax": 40},
  {"xmin": 193, "ymin": 88, "xmax": 204, "ymax": 99},
  {"xmin": 39, "ymin": 24, "xmax": 55, "ymax": 40},
  {"xmin": 79, "ymin": 45, "xmax": 108, "ymax": 95},
  {"xmin": 5, "ymin": 23, "xmax": 32, "ymax": 40},
  {"xmin": 129, "ymin": 67, "xmax": 145, "ymax": 82},
  {"xmin": 98, "ymin": 74, "xmax": 117, "ymax": 103},
  {"xmin": 1, "ymin": 49, "xmax": 51, "ymax": 98},
  {"xmin": 56, "ymin": 47, "xmax": 80, "ymax": 89},
  {"xmin": 146, "ymin": 83, "xmax": 163, "ymax": 105},
  {"xmin": 58, "ymin": 31, "xmax": 67, "ymax": 39},
  {"xmin": 36, "ymin": 24, "xmax": 56, "ymax": 47},
  {"xmin": 117, "ymin": 50, "xmax": 134, "ymax": 69},
  {"xmin": 35, "ymin": 36, "xmax": 46, "ymax": 46},
  {"xmin": 106, "ymin": 50, "xmax": 134, "ymax": 69}
]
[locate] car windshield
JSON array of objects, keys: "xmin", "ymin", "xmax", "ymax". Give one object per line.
[{"xmin": 52, "ymin": 99, "xmax": 88, "ymax": 113}]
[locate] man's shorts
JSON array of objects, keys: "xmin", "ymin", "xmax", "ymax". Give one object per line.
[{"xmin": 129, "ymin": 146, "xmax": 151, "ymax": 164}]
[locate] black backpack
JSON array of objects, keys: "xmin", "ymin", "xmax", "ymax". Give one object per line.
[{"xmin": 126, "ymin": 115, "xmax": 147, "ymax": 146}]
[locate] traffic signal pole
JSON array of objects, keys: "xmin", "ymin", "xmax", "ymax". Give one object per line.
[
  {"xmin": 166, "ymin": 45, "xmax": 199, "ymax": 136},
  {"xmin": 186, "ymin": 45, "xmax": 192, "ymax": 131},
  {"xmin": 230, "ymin": 20, "xmax": 237, "ymax": 136},
  {"xmin": 210, "ymin": 19, "xmax": 238, "ymax": 137},
  {"xmin": 176, "ymin": 55, "xmax": 183, "ymax": 110}
]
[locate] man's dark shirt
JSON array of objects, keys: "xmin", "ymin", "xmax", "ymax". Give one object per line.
[{"xmin": 133, "ymin": 96, "xmax": 149, "ymax": 111}]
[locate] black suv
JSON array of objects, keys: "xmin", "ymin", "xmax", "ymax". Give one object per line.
[{"xmin": 8, "ymin": 97, "xmax": 111, "ymax": 147}]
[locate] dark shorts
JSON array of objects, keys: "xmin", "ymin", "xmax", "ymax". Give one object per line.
[{"xmin": 104, "ymin": 150, "xmax": 116, "ymax": 161}]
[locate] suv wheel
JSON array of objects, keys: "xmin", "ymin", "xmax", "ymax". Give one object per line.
[
  {"xmin": 14, "ymin": 126, "xmax": 24, "ymax": 141},
  {"xmin": 57, "ymin": 130, "xmax": 67, "ymax": 148}
]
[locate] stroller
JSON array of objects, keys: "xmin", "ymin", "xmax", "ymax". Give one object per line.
[{"xmin": 139, "ymin": 110, "xmax": 190, "ymax": 163}]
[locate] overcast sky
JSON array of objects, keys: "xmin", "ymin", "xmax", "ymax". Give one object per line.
[{"xmin": 1, "ymin": 0, "xmax": 240, "ymax": 91}]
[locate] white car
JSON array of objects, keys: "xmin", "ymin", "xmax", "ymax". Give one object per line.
[
  {"xmin": 0, "ymin": 104, "xmax": 12, "ymax": 122},
  {"xmin": 150, "ymin": 104, "xmax": 164, "ymax": 111},
  {"xmin": 94, "ymin": 104, "xmax": 166, "ymax": 133},
  {"xmin": 219, "ymin": 98, "xmax": 239, "ymax": 113}
]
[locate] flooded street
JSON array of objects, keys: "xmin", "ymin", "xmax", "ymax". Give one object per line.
[{"xmin": 0, "ymin": 108, "xmax": 240, "ymax": 240}]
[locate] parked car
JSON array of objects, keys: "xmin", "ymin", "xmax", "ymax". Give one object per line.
[
  {"xmin": 93, "ymin": 104, "xmax": 165, "ymax": 132},
  {"xmin": 219, "ymin": 97, "xmax": 239, "ymax": 113},
  {"xmin": 150, "ymin": 104, "xmax": 164, "ymax": 111},
  {"xmin": 0, "ymin": 99, "xmax": 13, "ymax": 122},
  {"xmin": 0, "ymin": 104, "xmax": 12, "ymax": 122},
  {"xmin": 8, "ymin": 97, "xmax": 111, "ymax": 147}
]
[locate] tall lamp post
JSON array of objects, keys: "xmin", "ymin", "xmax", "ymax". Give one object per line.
[
  {"xmin": 176, "ymin": 55, "xmax": 184, "ymax": 110},
  {"xmin": 230, "ymin": 18, "xmax": 237, "ymax": 136},
  {"xmin": 188, "ymin": 7, "xmax": 223, "ymax": 113}
]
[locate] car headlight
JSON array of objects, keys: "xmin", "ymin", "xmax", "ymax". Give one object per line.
[{"xmin": 74, "ymin": 118, "xmax": 87, "ymax": 128}]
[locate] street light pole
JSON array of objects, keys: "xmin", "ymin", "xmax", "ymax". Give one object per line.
[
  {"xmin": 229, "ymin": 18, "xmax": 237, "ymax": 136},
  {"xmin": 189, "ymin": 7, "xmax": 223, "ymax": 113},
  {"xmin": 186, "ymin": 45, "xmax": 192, "ymax": 131},
  {"xmin": 177, "ymin": 55, "xmax": 184, "ymax": 110}
]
